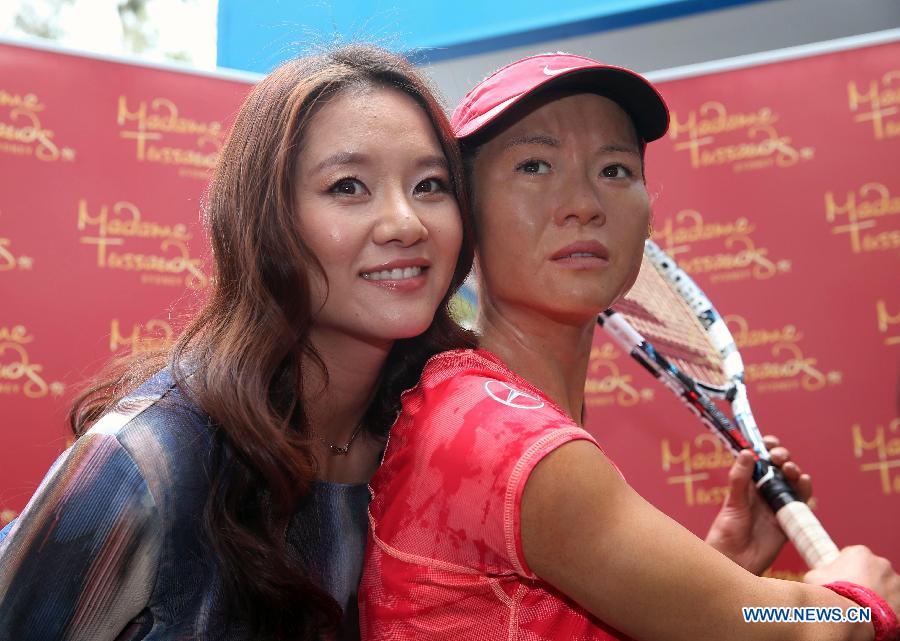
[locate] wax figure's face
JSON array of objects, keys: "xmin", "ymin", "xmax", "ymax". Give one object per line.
[
  {"xmin": 471, "ymin": 92, "xmax": 649, "ymax": 324},
  {"xmin": 296, "ymin": 86, "xmax": 462, "ymax": 343}
]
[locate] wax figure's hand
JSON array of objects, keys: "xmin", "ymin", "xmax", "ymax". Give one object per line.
[
  {"xmin": 704, "ymin": 435, "xmax": 812, "ymax": 575},
  {"xmin": 805, "ymin": 545, "xmax": 900, "ymax": 633}
]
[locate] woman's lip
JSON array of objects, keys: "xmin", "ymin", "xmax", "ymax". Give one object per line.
[
  {"xmin": 552, "ymin": 255, "xmax": 610, "ymax": 269},
  {"xmin": 360, "ymin": 271, "xmax": 428, "ymax": 292},
  {"xmin": 359, "ymin": 258, "xmax": 430, "ymax": 291},
  {"xmin": 359, "ymin": 257, "xmax": 430, "ymax": 274},
  {"xmin": 551, "ymin": 241, "xmax": 610, "ymax": 261}
]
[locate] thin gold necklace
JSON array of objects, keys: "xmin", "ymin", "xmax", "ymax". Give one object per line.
[{"xmin": 312, "ymin": 421, "xmax": 365, "ymax": 456}]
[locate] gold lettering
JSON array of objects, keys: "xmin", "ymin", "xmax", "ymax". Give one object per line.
[
  {"xmin": 0, "ymin": 326, "xmax": 33, "ymax": 344},
  {"xmin": 0, "ymin": 238, "xmax": 16, "ymax": 271},
  {"xmin": 676, "ymin": 234, "xmax": 775, "ymax": 278},
  {"xmin": 0, "ymin": 340, "xmax": 49, "ymax": 398},
  {"xmin": 0, "ymin": 108, "xmax": 60, "ymax": 161},
  {"xmin": 861, "ymin": 229, "xmax": 900, "ymax": 251},
  {"xmin": 745, "ymin": 342, "xmax": 827, "ymax": 391},
  {"xmin": 76, "ymin": 199, "xmax": 207, "ymax": 287},
  {"xmin": 110, "ymin": 318, "xmax": 174, "ymax": 355},
  {"xmin": 655, "ymin": 209, "xmax": 755, "ymax": 254},
  {"xmin": 0, "ymin": 90, "xmax": 44, "ymax": 112},
  {"xmin": 144, "ymin": 137, "xmax": 219, "ymax": 168},
  {"xmin": 825, "ymin": 182, "xmax": 900, "ymax": 253},
  {"xmin": 853, "ymin": 419, "xmax": 900, "ymax": 495},
  {"xmin": 672, "ymin": 120, "xmax": 807, "ymax": 171},
  {"xmin": 104, "ymin": 240, "xmax": 208, "ymax": 289},
  {"xmin": 693, "ymin": 484, "xmax": 730, "ymax": 506},
  {"xmin": 859, "ymin": 182, "xmax": 900, "ymax": 218},
  {"xmin": 876, "ymin": 300, "xmax": 900, "ymax": 346},
  {"xmin": 117, "ymin": 95, "xmax": 223, "ymax": 167},
  {"xmin": 725, "ymin": 314, "xmax": 802, "ymax": 349},
  {"xmin": 585, "ymin": 344, "xmax": 641, "ymax": 406},
  {"xmin": 669, "ymin": 101, "xmax": 778, "ymax": 141},
  {"xmin": 662, "ymin": 433, "xmax": 732, "ymax": 506},
  {"xmin": 848, "ymin": 72, "xmax": 900, "ymax": 140}
]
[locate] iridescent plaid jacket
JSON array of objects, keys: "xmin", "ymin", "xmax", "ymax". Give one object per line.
[{"xmin": 0, "ymin": 370, "xmax": 368, "ymax": 640}]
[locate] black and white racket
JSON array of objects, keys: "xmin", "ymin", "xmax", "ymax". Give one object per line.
[{"xmin": 598, "ymin": 239, "xmax": 839, "ymax": 569}]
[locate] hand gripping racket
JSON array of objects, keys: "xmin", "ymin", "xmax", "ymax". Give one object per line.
[{"xmin": 598, "ymin": 239, "xmax": 840, "ymax": 569}]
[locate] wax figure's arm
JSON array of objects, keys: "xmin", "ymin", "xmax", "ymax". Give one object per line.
[
  {"xmin": 521, "ymin": 440, "xmax": 898, "ymax": 641},
  {"xmin": 0, "ymin": 432, "xmax": 161, "ymax": 640},
  {"xmin": 706, "ymin": 435, "xmax": 813, "ymax": 574}
]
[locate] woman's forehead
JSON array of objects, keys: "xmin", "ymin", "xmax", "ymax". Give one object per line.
[{"xmin": 487, "ymin": 93, "xmax": 640, "ymax": 152}]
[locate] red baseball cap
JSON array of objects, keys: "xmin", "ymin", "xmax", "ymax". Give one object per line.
[{"xmin": 451, "ymin": 52, "xmax": 669, "ymax": 143}]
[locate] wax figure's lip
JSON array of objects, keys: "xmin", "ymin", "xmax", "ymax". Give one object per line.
[{"xmin": 551, "ymin": 240, "xmax": 610, "ymax": 261}]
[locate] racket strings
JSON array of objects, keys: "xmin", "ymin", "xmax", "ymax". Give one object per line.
[{"xmin": 614, "ymin": 260, "xmax": 729, "ymax": 388}]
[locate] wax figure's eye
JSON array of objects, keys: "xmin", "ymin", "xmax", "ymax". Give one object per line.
[
  {"xmin": 601, "ymin": 164, "xmax": 631, "ymax": 179},
  {"xmin": 329, "ymin": 177, "xmax": 369, "ymax": 196},
  {"xmin": 516, "ymin": 159, "xmax": 551, "ymax": 175},
  {"xmin": 413, "ymin": 177, "xmax": 449, "ymax": 195}
]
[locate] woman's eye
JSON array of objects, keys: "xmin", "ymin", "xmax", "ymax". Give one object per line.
[
  {"xmin": 414, "ymin": 177, "xmax": 447, "ymax": 194},
  {"xmin": 516, "ymin": 159, "xmax": 551, "ymax": 175},
  {"xmin": 601, "ymin": 164, "xmax": 631, "ymax": 178},
  {"xmin": 329, "ymin": 178, "xmax": 367, "ymax": 196}
]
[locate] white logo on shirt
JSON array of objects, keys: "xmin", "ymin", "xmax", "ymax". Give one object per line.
[
  {"xmin": 542, "ymin": 65, "xmax": 581, "ymax": 77},
  {"xmin": 484, "ymin": 380, "xmax": 545, "ymax": 409}
]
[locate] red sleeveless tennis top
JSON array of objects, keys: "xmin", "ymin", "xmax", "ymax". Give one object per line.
[{"xmin": 360, "ymin": 348, "xmax": 629, "ymax": 640}]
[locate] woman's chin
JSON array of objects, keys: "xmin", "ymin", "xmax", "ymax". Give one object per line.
[
  {"xmin": 539, "ymin": 295, "xmax": 609, "ymax": 325},
  {"xmin": 381, "ymin": 319, "xmax": 435, "ymax": 342}
]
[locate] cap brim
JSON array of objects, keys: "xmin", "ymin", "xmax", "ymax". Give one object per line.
[{"xmin": 458, "ymin": 66, "xmax": 669, "ymax": 144}]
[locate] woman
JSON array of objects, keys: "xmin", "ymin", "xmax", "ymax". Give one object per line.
[
  {"xmin": 360, "ymin": 53, "xmax": 899, "ymax": 640},
  {"xmin": 0, "ymin": 45, "xmax": 474, "ymax": 641}
]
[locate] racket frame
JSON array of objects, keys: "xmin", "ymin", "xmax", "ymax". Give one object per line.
[{"xmin": 598, "ymin": 239, "xmax": 839, "ymax": 569}]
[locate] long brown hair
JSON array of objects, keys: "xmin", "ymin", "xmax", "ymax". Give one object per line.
[{"xmin": 70, "ymin": 45, "xmax": 474, "ymax": 640}]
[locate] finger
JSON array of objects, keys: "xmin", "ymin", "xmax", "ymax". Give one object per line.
[
  {"xmin": 726, "ymin": 450, "xmax": 756, "ymax": 507},
  {"xmin": 768, "ymin": 446, "xmax": 791, "ymax": 466},
  {"xmin": 794, "ymin": 472, "xmax": 813, "ymax": 502},
  {"xmin": 762, "ymin": 434, "xmax": 781, "ymax": 450},
  {"xmin": 780, "ymin": 460, "xmax": 801, "ymax": 481}
]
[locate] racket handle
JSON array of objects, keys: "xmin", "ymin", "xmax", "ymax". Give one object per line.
[
  {"xmin": 774, "ymin": 502, "xmax": 840, "ymax": 568},
  {"xmin": 755, "ymin": 463, "xmax": 840, "ymax": 568}
]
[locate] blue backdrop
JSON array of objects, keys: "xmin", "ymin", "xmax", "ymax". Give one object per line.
[{"xmin": 216, "ymin": 0, "xmax": 765, "ymax": 72}]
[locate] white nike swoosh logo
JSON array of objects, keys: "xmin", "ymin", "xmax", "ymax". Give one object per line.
[{"xmin": 543, "ymin": 65, "xmax": 581, "ymax": 76}]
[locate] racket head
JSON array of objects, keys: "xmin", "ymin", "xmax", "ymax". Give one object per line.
[{"xmin": 612, "ymin": 240, "xmax": 743, "ymax": 393}]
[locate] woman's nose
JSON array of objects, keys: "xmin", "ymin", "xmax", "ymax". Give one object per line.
[
  {"xmin": 555, "ymin": 176, "xmax": 606, "ymax": 227},
  {"xmin": 372, "ymin": 189, "xmax": 429, "ymax": 246}
]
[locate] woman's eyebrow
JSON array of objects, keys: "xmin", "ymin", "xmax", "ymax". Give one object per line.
[
  {"xmin": 600, "ymin": 144, "xmax": 640, "ymax": 155},
  {"xmin": 503, "ymin": 134, "xmax": 560, "ymax": 150},
  {"xmin": 312, "ymin": 151, "xmax": 368, "ymax": 173},
  {"xmin": 416, "ymin": 154, "xmax": 449, "ymax": 170},
  {"xmin": 311, "ymin": 152, "xmax": 447, "ymax": 173}
]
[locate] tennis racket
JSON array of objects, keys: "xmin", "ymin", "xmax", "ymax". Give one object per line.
[{"xmin": 598, "ymin": 238, "xmax": 839, "ymax": 569}]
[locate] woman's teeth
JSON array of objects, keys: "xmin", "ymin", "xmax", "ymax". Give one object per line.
[{"xmin": 362, "ymin": 266, "xmax": 424, "ymax": 281}]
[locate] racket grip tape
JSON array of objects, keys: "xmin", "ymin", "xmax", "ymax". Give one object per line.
[
  {"xmin": 756, "ymin": 464, "xmax": 840, "ymax": 568},
  {"xmin": 774, "ymin": 502, "xmax": 840, "ymax": 568}
]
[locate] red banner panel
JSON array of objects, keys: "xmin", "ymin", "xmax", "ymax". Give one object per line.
[
  {"xmin": 2, "ymin": 35, "xmax": 897, "ymax": 578},
  {"xmin": 0, "ymin": 41, "xmax": 253, "ymax": 525},
  {"xmin": 585, "ymin": 35, "xmax": 900, "ymax": 576}
]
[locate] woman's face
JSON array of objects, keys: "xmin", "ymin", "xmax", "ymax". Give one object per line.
[
  {"xmin": 296, "ymin": 86, "xmax": 462, "ymax": 345},
  {"xmin": 471, "ymin": 92, "xmax": 649, "ymax": 325}
]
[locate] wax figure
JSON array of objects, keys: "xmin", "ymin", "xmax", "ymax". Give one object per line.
[{"xmin": 360, "ymin": 53, "xmax": 900, "ymax": 641}]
